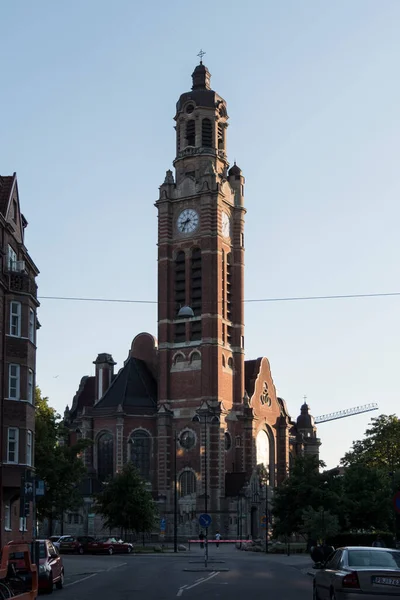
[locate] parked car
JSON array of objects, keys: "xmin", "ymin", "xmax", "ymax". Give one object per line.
[
  {"xmin": 313, "ymin": 546, "xmax": 400, "ymax": 599},
  {"xmin": 9, "ymin": 539, "xmax": 64, "ymax": 594},
  {"xmin": 49, "ymin": 536, "xmax": 66, "ymax": 550},
  {"xmin": 59, "ymin": 535, "xmax": 95, "ymax": 554},
  {"xmin": 88, "ymin": 537, "xmax": 133, "ymax": 555}
]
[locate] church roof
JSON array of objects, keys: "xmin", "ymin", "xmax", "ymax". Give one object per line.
[
  {"xmin": 0, "ymin": 174, "xmax": 15, "ymax": 217},
  {"xmin": 95, "ymin": 356, "xmax": 157, "ymax": 413}
]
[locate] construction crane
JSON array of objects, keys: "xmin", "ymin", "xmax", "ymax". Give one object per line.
[{"xmin": 315, "ymin": 403, "xmax": 379, "ymax": 424}]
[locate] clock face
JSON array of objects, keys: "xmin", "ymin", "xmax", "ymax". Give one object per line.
[
  {"xmin": 177, "ymin": 208, "xmax": 199, "ymax": 234},
  {"xmin": 221, "ymin": 211, "xmax": 230, "ymax": 238}
]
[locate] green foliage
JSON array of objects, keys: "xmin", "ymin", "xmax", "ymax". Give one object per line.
[
  {"xmin": 341, "ymin": 463, "xmax": 392, "ymax": 531},
  {"xmin": 95, "ymin": 462, "xmax": 156, "ymax": 533},
  {"xmin": 272, "ymin": 455, "xmax": 342, "ymax": 537},
  {"xmin": 301, "ymin": 506, "xmax": 340, "ymax": 541},
  {"xmin": 327, "ymin": 532, "xmax": 394, "ymax": 548},
  {"xmin": 35, "ymin": 387, "xmax": 89, "ymax": 522},
  {"xmin": 341, "ymin": 415, "xmax": 400, "ymax": 472}
]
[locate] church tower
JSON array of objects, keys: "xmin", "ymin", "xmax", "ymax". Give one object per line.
[{"xmin": 155, "ymin": 60, "xmax": 246, "ymax": 525}]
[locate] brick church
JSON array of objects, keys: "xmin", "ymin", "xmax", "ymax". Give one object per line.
[{"xmin": 64, "ymin": 60, "xmax": 320, "ymax": 540}]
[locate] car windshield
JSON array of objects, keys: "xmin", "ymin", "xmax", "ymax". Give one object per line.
[{"xmin": 348, "ymin": 550, "xmax": 400, "ymax": 569}]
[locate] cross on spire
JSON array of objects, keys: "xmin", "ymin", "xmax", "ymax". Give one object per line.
[
  {"xmin": 303, "ymin": 395, "xmax": 307, "ymax": 403},
  {"xmin": 197, "ymin": 49, "xmax": 206, "ymax": 64}
]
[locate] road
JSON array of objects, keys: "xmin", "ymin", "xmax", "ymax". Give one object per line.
[{"xmin": 58, "ymin": 546, "xmax": 313, "ymax": 600}]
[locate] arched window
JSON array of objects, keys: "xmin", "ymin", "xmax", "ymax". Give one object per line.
[
  {"xmin": 191, "ymin": 248, "xmax": 202, "ymax": 340},
  {"xmin": 190, "ymin": 351, "xmax": 201, "ymax": 364},
  {"xmin": 218, "ymin": 122, "xmax": 225, "ymax": 150},
  {"xmin": 186, "ymin": 120, "xmax": 195, "ymax": 147},
  {"xmin": 174, "ymin": 352, "xmax": 186, "ymax": 365},
  {"xmin": 227, "ymin": 252, "xmax": 233, "ymax": 345},
  {"xmin": 228, "ymin": 357, "xmax": 233, "ymax": 369},
  {"xmin": 222, "ymin": 355, "xmax": 226, "ymax": 367},
  {"xmin": 97, "ymin": 432, "xmax": 114, "ymax": 481},
  {"xmin": 176, "ymin": 123, "xmax": 181, "ymax": 154},
  {"xmin": 130, "ymin": 430, "xmax": 151, "ymax": 480},
  {"xmin": 179, "ymin": 471, "xmax": 196, "ymax": 497},
  {"xmin": 202, "ymin": 118, "xmax": 212, "ymax": 147}
]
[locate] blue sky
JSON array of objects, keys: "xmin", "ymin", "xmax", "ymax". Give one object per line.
[{"xmin": 2, "ymin": 0, "xmax": 399, "ymax": 468}]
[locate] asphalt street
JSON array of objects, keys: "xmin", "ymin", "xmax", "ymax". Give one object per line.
[{"xmin": 58, "ymin": 546, "xmax": 313, "ymax": 600}]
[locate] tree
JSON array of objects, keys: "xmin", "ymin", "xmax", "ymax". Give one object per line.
[
  {"xmin": 301, "ymin": 506, "xmax": 340, "ymax": 541},
  {"xmin": 272, "ymin": 455, "xmax": 343, "ymax": 538},
  {"xmin": 35, "ymin": 388, "xmax": 89, "ymax": 531},
  {"xmin": 95, "ymin": 462, "xmax": 156, "ymax": 535},
  {"xmin": 340, "ymin": 415, "xmax": 400, "ymax": 535}
]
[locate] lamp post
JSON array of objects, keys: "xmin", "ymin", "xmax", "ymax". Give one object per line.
[{"xmin": 174, "ymin": 431, "xmax": 178, "ymax": 553}]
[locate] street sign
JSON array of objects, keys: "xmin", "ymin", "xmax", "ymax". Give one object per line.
[
  {"xmin": 35, "ymin": 479, "xmax": 45, "ymax": 497},
  {"xmin": 393, "ymin": 492, "xmax": 400, "ymax": 514},
  {"xmin": 261, "ymin": 515, "xmax": 267, "ymax": 528},
  {"xmin": 199, "ymin": 513, "xmax": 212, "ymax": 528},
  {"xmin": 160, "ymin": 518, "xmax": 166, "ymax": 531}
]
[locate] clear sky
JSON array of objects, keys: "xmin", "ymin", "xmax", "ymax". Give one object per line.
[{"xmin": 1, "ymin": 0, "xmax": 399, "ymax": 469}]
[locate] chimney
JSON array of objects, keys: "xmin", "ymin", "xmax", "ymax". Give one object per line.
[{"xmin": 93, "ymin": 353, "xmax": 116, "ymax": 403}]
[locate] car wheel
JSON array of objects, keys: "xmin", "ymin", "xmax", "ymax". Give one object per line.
[
  {"xmin": 56, "ymin": 571, "xmax": 64, "ymax": 590},
  {"xmin": 108, "ymin": 547, "xmax": 113, "ymax": 555},
  {"xmin": 78, "ymin": 546, "xmax": 84, "ymax": 555},
  {"xmin": 313, "ymin": 582, "xmax": 321, "ymax": 600},
  {"xmin": 46, "ymin": 575, "xmax": 54, "ymax": 595}
]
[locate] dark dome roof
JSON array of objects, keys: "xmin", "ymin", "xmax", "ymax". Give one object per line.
[
  {"xmin": 296, "ymin": 402, "xmax": 315, "ymax": 429},
  {"xmin": 229, "ymin": 163, "xmax": 242, "ymax": 176}
]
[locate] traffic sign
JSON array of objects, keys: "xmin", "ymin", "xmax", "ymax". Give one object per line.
[
  {"xmin": 393, "ymin": 492, "xmax": 400, "ymax": 514},
  {"xmin": 160, "ymin": 518, "xmax": 166, "ymax": 531},
  {"xmin": 199, "ymin": 513, "xmax": 212, "ymax": 528},
  {"xmin": 261, "ymin": 515, "xmax": 267, "ymax": 528}
]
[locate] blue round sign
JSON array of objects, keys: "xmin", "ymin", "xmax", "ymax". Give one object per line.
[{"xmin": 198, "ymin": 513, "xmax": 212, "ymax": 528}]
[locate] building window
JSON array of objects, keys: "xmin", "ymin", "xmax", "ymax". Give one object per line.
[
  {"xmin": 29, "ymin": 309, "xmax": 35, "ymax": 344},
  {"xmin": 4, "ymin": 503, "xmax": 11, "ymax": 530},
  {"xmin": 225, "ymin": 432, "xmax": 232, "ymax": 451},
  {"xmin": 27, "ymin": 370, "xmax": 34, "ymax": 404},
  {"xmin": 179, "ymin": 471, "xmax": 196, "ymax": 497},
  {"xmin": 179, "ymin": 430, "xmax": 196, "ymax": 450},
  {"xmin": 227, "ymin": 253, "xmax": 233, "ymax": 322},
  {"xmin": 222, "ymin": 354, "xmax": 226, "ymax": 367},
  {"xmin": 191, "ymin": 248, "xmax": 202, "ymax": 317},
  {"xmin": 19, "ymin": 517, "xmax": 27, "ymax": 532},
  {"xmin": 9, "ymin": 364, "xmax": 20, "ymax": 399},
  {"xmin": 7, "ymin": 245, "xmax": 17, "ymax": 271},
  {"xmin": 97, "ymin": 432, "xmax": 114, "ymax": 481},
  {"xmin": 235, "ymin": 435, "xmax": 242, "ymax": 448},
  {"xmin": 218, "ymin": 122, "xmax": 225, "ymax": 150},
  {"xmin": 185, "ymin": 120, "xmax": 195, "ymax": 147},
  {"xmin": 228, "ymin": 357, "xmax": 233, "ymax": 369},
  {"xmin": 190, "ymin": 351, "xmax": 201, "ymax": 364},
  {"xmin": 26, "ymin": 431, "xmax": 32, "ymax": 466},
  {"xmin": 176, "ymin": 123, "xmax": 181, "ymax": 154},
  {"xmin": 129, "ymin": 430, "xmax": 151, "ymax": 480},
  {"xmin": 241, "ymin": 233, "xmax": 244, "ymax": 247},
  {"xmin": 10, "ymin": 302, "xmax": 21, "ymax": 337},
  {"xmin": 202, "ymin": 118, "xmax": 212, "ymax": 147},
  {"xmin": 7, "ymin": 428, "xmax": 19, "ymax": 463}
]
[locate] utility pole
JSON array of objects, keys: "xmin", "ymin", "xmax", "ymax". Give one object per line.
[
  {"xmin": 265, "ymin": 482, "xmax": 269, "ymax": 553},
  {"xmin": 204, "ymin": 414, "xmax": 208, "ymax": 567}
]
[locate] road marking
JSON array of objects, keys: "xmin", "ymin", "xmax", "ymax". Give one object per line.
[
  {"xmin": 64, "ymin": 573, "xmax": 97, "ymax": 588},
  {"xmin": 177, "ymin": 571, "xmax": 220, "ymax": 596},
  {"xmin": 106, "ymin": 562, "xmax": 127, "ymax": 572}
]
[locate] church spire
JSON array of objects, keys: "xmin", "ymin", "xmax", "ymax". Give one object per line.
[{"xmin": 191, "ymin": 62, "xmax": 211, "ymax": 90}]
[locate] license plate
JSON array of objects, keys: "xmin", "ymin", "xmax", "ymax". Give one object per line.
[{"xmin": 372, "ymin": 576, "xmax": 400, "ymax": 587}]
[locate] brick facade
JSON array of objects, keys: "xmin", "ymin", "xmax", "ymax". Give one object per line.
[
  {"xmin": 0, "ymin": 173, "xmax": 39, "ymax": 545},
  {"xmin": 64, "ymin": 63, "xmax": 321, "ymax": 541}
]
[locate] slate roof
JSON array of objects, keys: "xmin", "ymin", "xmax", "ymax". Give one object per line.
[
  {"xmin": 69, "ymin": 376, "xmax": 96, "ymax": 421},
  {"xmin": 95, "ymin": 357, "xmax": 157, "ymax": 413},
  {"xmin": 0, "ymin": 174, "xmax": 15, "ymax": 217}
]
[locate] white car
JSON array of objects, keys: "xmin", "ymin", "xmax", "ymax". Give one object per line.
[
  {"xmin": 313, "ymin": 546, "xmax": 400, "ymax": 599},
  {"xmin": 48, "ymin": 535, "xmax": 69, "ymax": 551}
]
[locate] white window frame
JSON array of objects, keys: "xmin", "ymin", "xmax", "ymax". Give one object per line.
[
  {"xmin": 10, "ymin": 302, "xmax": 21, "ymax": 337},
  {"xmin": 26, "ymin": 431, "xmax": 32, "ymax": 467},
  {"xmin": 28, "ymin": 370, "xmax": 34, "ymax": 404},
  {"xmin": 7, "ymin": 245, "xmax": 17, "ymax": 271},
  {"xmin": 4, "ymin": 503, "xmax": 11, "ymax": 531},
  {"xmin": 29, "ymin": 309, "xmax": 35, "ymax": 344},
  {"xmin": 19, "ymin": 517, "xmax": 27, "ymax": 532},
  {"xmin": 8, "ymin": 364, "xmax": 20, "ymax": 400},
  {"xmin": 7, "ymin": 428, "xmax": 19, "ymax": 464}
]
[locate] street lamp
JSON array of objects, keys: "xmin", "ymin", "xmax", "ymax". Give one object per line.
[{"xmin": 193, "ymin": 405, "xmax": 219, "ymax": 568}]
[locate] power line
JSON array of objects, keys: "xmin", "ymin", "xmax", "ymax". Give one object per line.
[{"xmin": 38, "ymin": 291, "xmax": 400, "ymax": 305}]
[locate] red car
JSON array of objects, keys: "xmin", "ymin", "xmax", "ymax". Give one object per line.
[
  {"xmin": 9, "ymin": 539, "xmax": 64, "ymax": 594},
  {"xmin": 88, "ymin": 537, "xmax": 133, "ymax": 555},
  {"xmin": 59, "ymin": 535, "xmax": 95, "ymax": 554}
]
